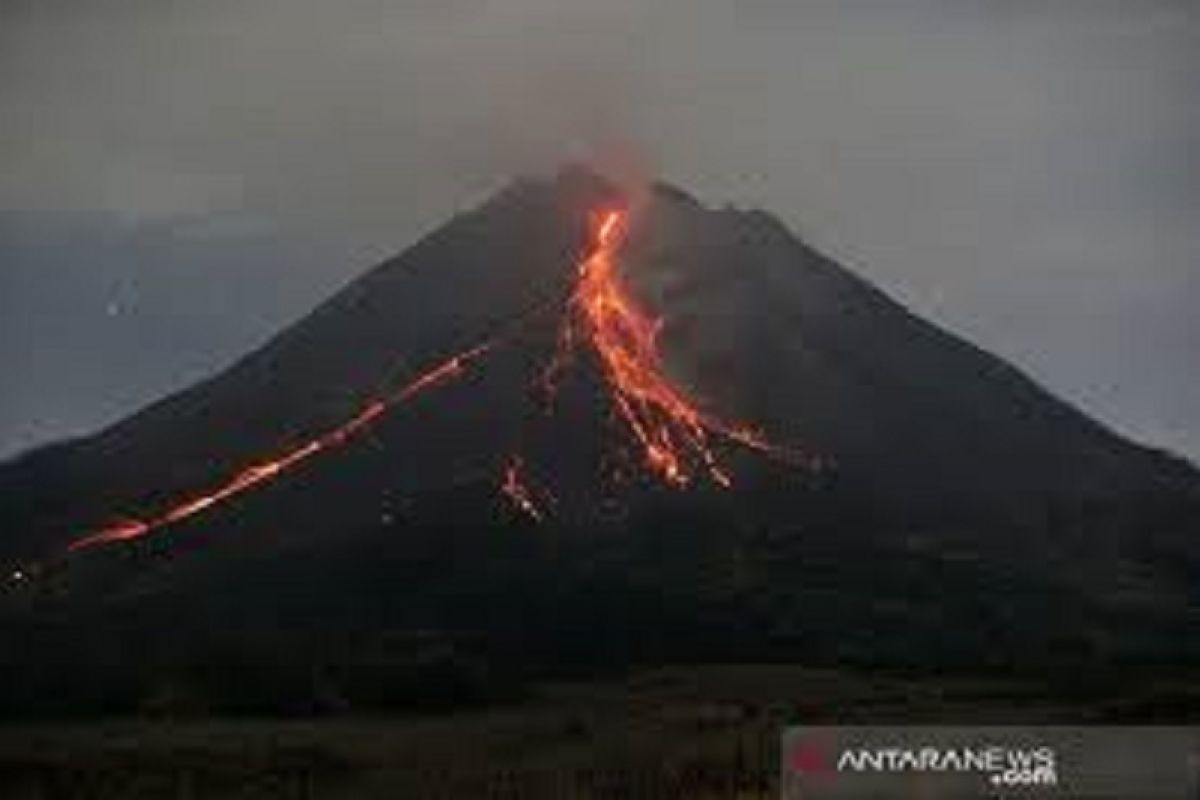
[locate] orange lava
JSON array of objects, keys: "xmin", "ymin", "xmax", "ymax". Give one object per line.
[
  {"xmin": 67, "ymin": 343, "xmax": 492, "ymax": 553},
  {"xmin": 65, "ymin": 199, "xmax": 812, "ymax": 554},
  {"xmin": 499, "ymin": 455, "xmax": 548, "ymax": 522},
  {"xmin": 561, "ymin": 208, "xmax": 751, "ymax": 488}
]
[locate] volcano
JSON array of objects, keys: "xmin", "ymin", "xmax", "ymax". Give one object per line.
[{"xmin": 1, "ymin": 167, "xmax": 1198, "ymax": 715}]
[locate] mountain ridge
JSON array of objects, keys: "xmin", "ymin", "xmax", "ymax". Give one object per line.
[{"xmin": 1, "ymin": 169, "xmax": 1197, "ymax": 713}]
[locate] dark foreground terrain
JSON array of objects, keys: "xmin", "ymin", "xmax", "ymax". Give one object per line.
[{"xmin": 2, "ymin": 665, "xmax": 1199, "ymax": 799}]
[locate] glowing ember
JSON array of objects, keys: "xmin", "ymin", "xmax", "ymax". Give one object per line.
[
  {"xmin": 499, "ymin": 455, "xmax": 549, "ymax": 522},
  {"xmin": 67, "ymin": 343, "xmax": 492, "ymax": 553}
]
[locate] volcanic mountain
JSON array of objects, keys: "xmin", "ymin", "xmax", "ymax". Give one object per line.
[{"xmin": 1, "ymin": 168, "xmax": 1197, "ymax": 714}]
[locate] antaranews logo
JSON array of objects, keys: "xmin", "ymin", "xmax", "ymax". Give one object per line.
[
  {"xmin": 781, "ymin": 726, "xmax": 1198, "ymax": 799},
  {"xmin": 834, "ymin": 744, "xmax": 1056, "ymax": 787},
  {"xmin": 785, "ymin": 734, "xmax": 1056, "ymax": 791},
  {"xmin": 785, "ymin": 733, "xmax": 834, "ymax": 779}
]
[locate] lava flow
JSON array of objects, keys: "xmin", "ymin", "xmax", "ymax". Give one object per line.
[
  {"xmin": 67, "ymin": 343, "xmax": 492, "ymax": 553},
  {"xmin": 61, "ymin": 198, "xmax": 808, "ymax": 557},
  {"xmin": 550, "ymin": 207, "xmax": 785, "ymax": 488},
  {"xmin": 499, "ymin": 455, "xmax": 551, "ymax": 522}
]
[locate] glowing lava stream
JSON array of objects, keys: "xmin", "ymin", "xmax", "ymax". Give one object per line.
[
  {"xmin": 67, "ymin": 343, "xmax": 492, "ymax": 553},
  {"xmin": 499, "ymin": 456, "xmax": 549, "ymax": 522},
  {"xmin": 67, "ymin": 202, "xmax": 810, "ymax": 554},
  {"xmin": 554, "ymin": 208, "xmax": 790, "ymax": 489}
]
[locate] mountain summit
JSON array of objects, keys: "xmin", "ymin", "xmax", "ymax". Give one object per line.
[{"xmin": 1, "ymin": 168, "xmax": 1197, "ymax": 712}]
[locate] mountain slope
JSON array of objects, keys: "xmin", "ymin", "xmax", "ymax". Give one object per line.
[{"xmin": 1, "ymin": 168, "xmax": 1197, "ymax": 714}]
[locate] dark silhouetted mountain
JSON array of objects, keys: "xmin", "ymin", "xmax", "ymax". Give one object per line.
[{"xmin": 1, "ymin": 167, "xmax": 1197, "ymax": 715}]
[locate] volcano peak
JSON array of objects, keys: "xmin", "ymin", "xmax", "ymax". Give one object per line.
[{"xmin": 2, "ymin": 173, "xmax": 1197, "ymax": 684}]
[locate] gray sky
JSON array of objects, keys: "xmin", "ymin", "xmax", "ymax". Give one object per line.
[{"xmin": 1, "ymin": 0, "xmax": 1197, "ymax": 461}]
